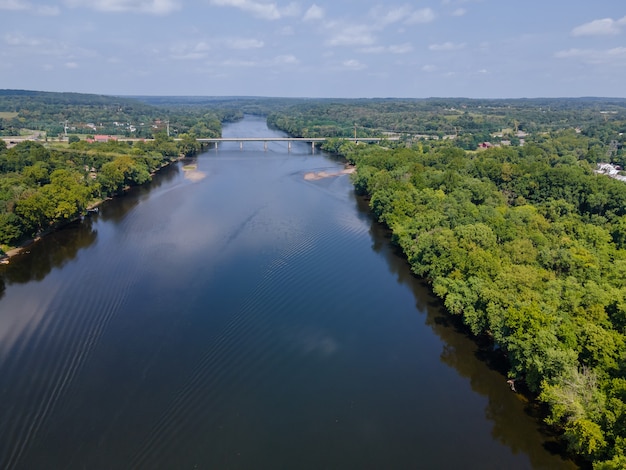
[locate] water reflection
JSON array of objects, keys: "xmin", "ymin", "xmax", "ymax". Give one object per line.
[
  {"xmin": 357, "ymin": 196, "xmax": 577, "ymax": 469},
  {"xmin": 0, "ymin": 162, "xmax": 181, "ymax": 289},
  {"xmin": 1, "ymin": 219, "xmax": 97, "ymax": 286},
  {"xmin": 97, "ymin": 162, "xmax": 180, "ymax": 224}
]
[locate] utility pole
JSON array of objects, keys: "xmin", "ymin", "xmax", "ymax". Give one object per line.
[
  {"xmin": 354, "ymin": 123, "xmax": 357, "ymax": 141},
  {"xmin": 166, "ymin": 120, "xmax": 170, "ymax": 137}
]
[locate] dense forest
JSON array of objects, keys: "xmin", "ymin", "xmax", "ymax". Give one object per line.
[
  {"xmin": 0, "ymin": 133, "xmax": 203, "ymax": 249},
  {"xmin": 3, "ymin": 91, "xmax": 626, "ymax": 467},
  {"xmin": 317, "ymin": 132, "xmax": 626, "ymax": 468}
]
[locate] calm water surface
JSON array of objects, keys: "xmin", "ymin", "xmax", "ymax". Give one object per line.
[{"xmin": 0, "ymin": 116, "xmax": 577, "ymax": 469}]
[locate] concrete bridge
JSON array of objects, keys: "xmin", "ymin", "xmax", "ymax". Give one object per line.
[
  {"xmin": 195, "ymin": 137, "xmax": 399, "ymax": 151},
  {"xmin": 2, "ymin": 135, "xmax": 399, "ymax": 151}
]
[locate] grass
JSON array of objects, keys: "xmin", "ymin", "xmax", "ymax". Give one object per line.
[{"xmin": 0, "ymin": 112, "xmax": 18, "ymax": 119}]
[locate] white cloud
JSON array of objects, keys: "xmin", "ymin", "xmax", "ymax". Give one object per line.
[
  {"xmin": 451, "ymin": 8, "xmax": 466, "ymax": 17},
  {"xmin": 171, "ymin": 51, "xmax": 207, "ymax": 60},
  {"xmin": 303, "ymin": 4, "xmax": 323, "ymax": 21},
  {"xmin": 273, "ymin": 54, "xmax": 299, "ymax": 65},
  {"xmin": 0, "ymin": 0, "xmax": 30, "ymax": 10},
  {"xmin": 555, "ymin": 47, "xmax": 626, "ymax": 65},
  {"xmin": 323, "ymin": 6, "xmax": 433, "ymax": 51},
  {"xmin": 360, "ymin": 46, "xmax": 385, "ymax": 54},
  {"xmin": 422, "ymin": 64, "xmax": 437, "ymax": 72},
  {"xmin": 372, "ymin": 5, "xmax": 412, "ymax": 26},
  {"xmin": 3, "ymin": 32, "xmax": 96, "ymax": 62},
  {"xmin": 406, "ymin": 8, "xmax": 435, "ymax": 24},
  {"xmin": 170, "ymin": 37, "xmax": 263, "ymax": 60},
  {"xmin": 194, "ymin": 42, "xmax": 211, "ymax": 52},
  {"xmin": 360, "ymin": 43, "xmax": 413, "ymax": 54},
  {"xmin": 226, "ymin": 38, "xmax": 264, "ymax": 49},
  {"xmin": 368, "ymin": 5, "xmax": 436, "ymax": 27},
  {"xmin": 65, "ymin": 61, "xmax": 79, "ymax": 68},
  {"xmin": 389, "ymin": 43, "xmax": 413, "ymax": 54},
  {"xmin": 571, "ymin": 16, "xmax": 626, "ymax": 36},
  {"xmin": 429, "ymin": 41, "xmax": 466, "ymax": 51},
  {"xmin": 0, "ymin": 0, "xmax": 59, "ymax": 15},
  {"xmin": 169, "ymin": 41, "xmax": 212, "ymax": 60},
  {"xmin": 64, "ymin": 0, "xmax": 181, "ymax": 15},
  {"xmin": 325, "ymin": 23, "xmax": 376, "ymax": 47},
  {"xmin": 208, "ymin": 0, "xmax": 299, "ymax": 20},
  {"xmin": 4, "ymin": 32, "xmax": 42, "ymax": 47},
  {"xmin": 37, "ymin": 5, "xmax": 59, "ymax": 15},
  {"xmin": 342, "ymin": 59, "xmax": 366, "ymax": 70},
  {"xmin": 218, "ymin": 54, "xmax": 299, "ymax": 68},
  {"xmin": 277, "ymin": 26, "xmax": 294, "ymax": 35},
  {"xmin": 222, "ymin": 58, "xmax": 258, "ymax": 67}
]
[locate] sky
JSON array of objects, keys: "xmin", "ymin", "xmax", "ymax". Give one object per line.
[{"xmin": 0, "ymin": 0, "xmax": 625, "ymax": 98}]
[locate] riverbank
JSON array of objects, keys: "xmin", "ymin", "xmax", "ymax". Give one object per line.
[
  {"xmin": 0, "ymin": 155, "xmax": 184, "ymax": 263},
  {"xmin": 343, "ymin": 140, "xmax": 623, "ymax": 467}
]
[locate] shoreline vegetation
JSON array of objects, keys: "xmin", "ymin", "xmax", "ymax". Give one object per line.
[
  {"xmin": 0, "ymin": 136, "xmax": 205, "ymax": 263},
  {"xmin": 0, "ymin": 89, "xmax": 254, "ymax": 263},
  {"xmin": 3, "ymin": 91, "xmax": 626, "ymax": 467},
  {"xmin": 0, "ymin": 89, "xmax": 249, "ymax": 262},
  {"xmin": 327, "ymin": 140, "xmax": 626, "ymax": 469},
  {"xmin": 0, "ymin": 154, "xmax": 186, "ymax": 262}
]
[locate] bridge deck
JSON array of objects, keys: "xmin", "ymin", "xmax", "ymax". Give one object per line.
[{"xmin": 195, "ymin": 137, "xmax": 397, "ymax": 143}]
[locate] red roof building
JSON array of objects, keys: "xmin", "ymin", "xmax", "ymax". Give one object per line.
[{"xmin": 92, "ymin": 135, "xmax": 116, "ymax": 143}]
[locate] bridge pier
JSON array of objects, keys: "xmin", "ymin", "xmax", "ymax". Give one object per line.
[
  {"xmin": 288, "ymin": 141, "xmax": 291, "ymax": 151},
  {"xmin": 264, "ymin": 141, "xmax": 268, "ymax": 151},
  {"xmin": 240, "ymin": 141, "xmax": 243, "ymax": 150}
]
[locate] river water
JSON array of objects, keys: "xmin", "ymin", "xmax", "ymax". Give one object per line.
[{"xmin": 0, "ymin": 116, "xmax": 576, "ymax": 469}]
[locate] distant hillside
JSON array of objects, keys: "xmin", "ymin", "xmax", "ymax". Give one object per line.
[
  {"xmin": 0, "ymin": 89, "xmax": 145, "ymax": 107},
  {"xmin": 0, "ymin": 89, "xmax": 228, "ymax": 138}
]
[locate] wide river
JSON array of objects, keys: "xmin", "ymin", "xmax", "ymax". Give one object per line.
[{"xmin": 0, "ymin": 116, "xmax": 576, "ymax": 469}]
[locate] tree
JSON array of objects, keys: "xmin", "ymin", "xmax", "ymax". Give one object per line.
[
  {"xmin": 15, "ymin": 190, "xmax": 53, "ymax": 233},
  {"xmin": 177, "ymin": 133, "xmax": 200, "ymax": 157}
]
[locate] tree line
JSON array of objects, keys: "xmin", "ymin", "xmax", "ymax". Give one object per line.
[
  {"xmin": 0, "ymin": 90, "xmax": 236, "ymax": 138},
  {"xmin": 268, "ymin": 98, "xmax": 626, "ymax": 154},
  {"xmin": 324, "ymin": 133, "xmax": 626, "ymax": 469},
  {"xmin": 0, "ymin": 133, "xmax": 201, "ymax": 250}
]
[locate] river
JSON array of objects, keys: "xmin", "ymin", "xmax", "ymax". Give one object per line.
[{"xmin": 0, "ymin": 116, "xmax": 577, "ymax": 469}]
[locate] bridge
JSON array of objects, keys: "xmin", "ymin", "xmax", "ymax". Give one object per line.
[
  {"xmin": 195, "ymin": 137, "xmax": 399, "ymax": 151},
  {"xmin": 1, "ymin": 135, "xmax": 400, "ymax": 151}
]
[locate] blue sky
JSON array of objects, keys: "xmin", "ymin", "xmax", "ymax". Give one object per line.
[{"xmin": 1, "ymin": 0, "xmax": 625, "ymax": 98}]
